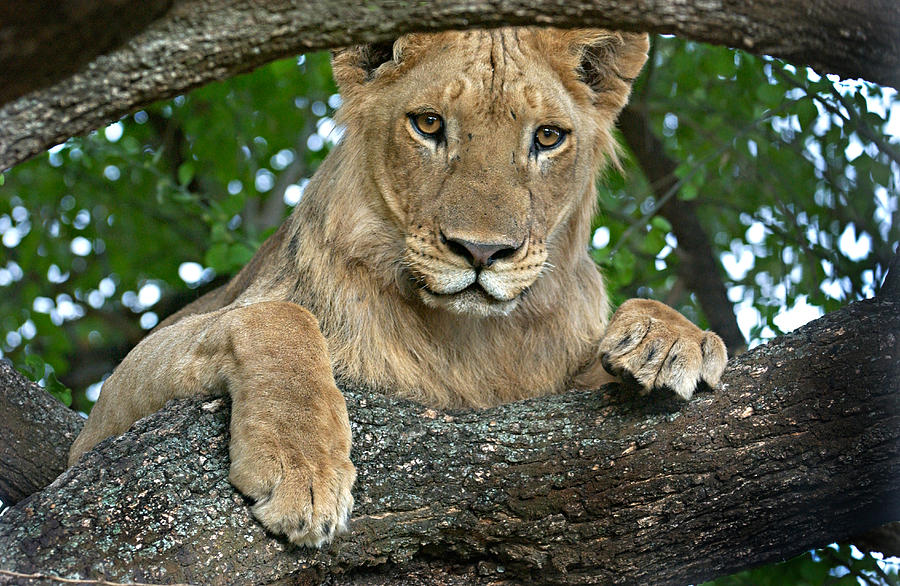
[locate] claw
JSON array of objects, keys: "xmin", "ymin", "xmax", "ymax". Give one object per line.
[{"xmin": 601, "ymin": 353, "xmax": 619, "ymax": 376}]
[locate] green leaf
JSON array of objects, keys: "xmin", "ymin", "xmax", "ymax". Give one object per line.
[
  {"xmin": 673, "ymin": 162, "xmax": 692, "ymax": 180},
  {"xmin": 45, "ymin": 371, "xmax": 72, "ymax": 406},
  {"xmin": 870, "ymin": 159, "xmax": 892, "ymax": 187},
  {"xmin": 204, "ymin": 242, "xmax": 230, "ymax": 272},
  {"xmin": 755, "ymin": 82, "xmax": 784, "ymax": 105},
  {"xmin": 19, "ymin": 354, "xmax": 72, "ymax": 406},
  {"xmin": 796, "ymin": 99, "xmax": 818, "ymax": 131},
  {"xmin": 642, "ymin": 226, "xmax": 667, "ymax": 255},
  {"xmin": 177, "ymin": 162, "xmax": 195, "ymax": 186},
  {"xmin": 23, "ymin": 354, "xmax": 45, "ymax": 381},
  {"xmin": 679, "ymin": 182, "xmax": 699, "ymax": 201},
  {"xmin": 651, "ymin": 216, "xmax": 672, "ymax": 232},
  {"xmin": 220, "ymin": 193, "xmax": 247, "ymax": 217},
  {"xmin": 227, "ymin": 243, "xmax": 256, "ymax": 268},
  {"xmin": 610, "ymin": 247, "xmax": 636, "ymax": 286},
  {"xmin": 210, "ymin": 222, "xmax": 230, "ymax": 243}
]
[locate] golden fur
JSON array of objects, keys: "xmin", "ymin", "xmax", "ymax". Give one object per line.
[{"xmin": 69, "ymin": 28, "xmax": 727, "ymax": 547}]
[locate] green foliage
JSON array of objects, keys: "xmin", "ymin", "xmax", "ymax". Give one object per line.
[
  {"xmin": 594, "ymin": 38, "xmax": 898, "ymax": 339},
  {"xmin": 0, "ymin": 52, "xmax": 339, "ymax": 408},
  {"xmin": 0, "ymin": 37, "xmax": 897, "ymax": 583},
  {"xmin": 20, "ymin": 352, "xmax": 71, "ymax": 406},
  {"xmin": 706, "ymin": 545, "xmax": 899, "ymax": 586}
]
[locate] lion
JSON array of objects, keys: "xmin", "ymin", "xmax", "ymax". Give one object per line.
[{"xmin": 68, "ymin": 27, "xmax": 727, "ymax": 548}]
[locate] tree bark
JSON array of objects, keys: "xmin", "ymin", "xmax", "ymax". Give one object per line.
[
  {"xmin": 1, "ymin": 0, "xmax": 898, "ymax": 172},
  {"xmin": 0, "ymin": 0, "xmax": 174, "ymax": 106},
  {"xmin": 1, "ymin": 292, "xmax": 897, "ymax": 585},
  {"xmin": 0, "ymin": 361, "xmax": 82, "ymax": 506}
]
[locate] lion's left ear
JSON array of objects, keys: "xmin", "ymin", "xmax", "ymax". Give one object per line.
[{"xmin": 570, "ymin": 31, "xmax": 650, "ymax": 111}]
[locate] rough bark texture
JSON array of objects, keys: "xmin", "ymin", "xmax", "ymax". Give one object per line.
[
  {"xmin": 2, "ymin": 0, "xmax": 898, "ymax": 171},
  {"xmin": 0, "ymin": 295, "xmax": 897, "ymax": 585},
  {"xmin": 0, "ymin": 0, "xmax": 174, "ymax": 105},
  {"xmin": 0, "ymin": 361, "xmax": 83, "ymax": 506}
]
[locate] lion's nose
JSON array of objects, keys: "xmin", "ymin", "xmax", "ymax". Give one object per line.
[{"xmin": 442, "ymin": 233, "xmax": 522, "ymax": 268}]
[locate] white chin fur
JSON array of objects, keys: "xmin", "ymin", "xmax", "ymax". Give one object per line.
[
  {"xmin": 477, "ymin": 271, "xmax": 522, "ymax": 302},
  {"xmin": 419, "ymin": 286, "xmax": 518, "ymax": 317}
]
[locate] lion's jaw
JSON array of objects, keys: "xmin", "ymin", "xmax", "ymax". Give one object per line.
[{"xmin": 420, "ymin": 285, "xmax": 518, "ymax": 318}]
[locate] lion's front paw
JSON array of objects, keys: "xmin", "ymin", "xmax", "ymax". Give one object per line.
[
  {"xmin": 229, "ymin": 438, "xmax": 356, "ymax": 548},
  {"xmin": 598, "ymin": 298, "xmax": 727, "ymax": 400}
]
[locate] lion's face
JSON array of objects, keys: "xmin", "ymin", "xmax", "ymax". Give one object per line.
[{"xmin": 334, "ymin": 29, "xmax": 648, "ymax": 317}]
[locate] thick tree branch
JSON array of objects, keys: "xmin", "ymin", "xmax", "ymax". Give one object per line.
[
  {"xmin": 0, "ymin": 361, "xmax": 82, "ymax": 506},
  {"xmin": 0, "ymin": 0, "xmax": 174, "ymax": 105},
  {"xmin": 1, "ymin": 294, "xmax": 897, "ymax": 584},
  {"xmin": 2, "ymin": 0, "xmax": 898, "ymax": 171}
]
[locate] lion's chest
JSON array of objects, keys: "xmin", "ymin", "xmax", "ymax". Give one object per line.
[{"xmin": 322, "ymin": 299, "xmax": 582, "ymax": 408}]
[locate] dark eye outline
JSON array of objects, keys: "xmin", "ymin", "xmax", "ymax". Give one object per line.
[
  {"xmin": 409, "ymin": 112, "xmax": 445, "ymax": 139},
  {"xmin": 533, "ymin": 125, "xmax": 568, "ymax": 151}
]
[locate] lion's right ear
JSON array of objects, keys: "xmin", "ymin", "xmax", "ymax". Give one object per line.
[
  {"xmin": 332, "ymin": 34, "xmax": 436, "ymax": 94},
  {"xmin": 331, "ymin": 42, "xmax": 396, "ymax": 91}
]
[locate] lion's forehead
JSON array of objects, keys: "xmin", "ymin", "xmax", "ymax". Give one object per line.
[
  {"xmin": 430, "ymin": 78, "xmax": 567, "ymax": 120},
  {"xmin": 405, "ymin": 30, "xmax": 576, "ymax": 118}
]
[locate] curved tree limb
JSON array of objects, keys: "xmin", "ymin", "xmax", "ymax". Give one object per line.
[
  {"xmin": 1, "ymin": 292, "xmax": 897, "ymax": 584},
  {"xmin": 1, "ymin": 0, "xmax": 898, "ymax": 172},
  {"xmin": 0, "ymin": 0, "xmax": 174, "ymax": 105}
]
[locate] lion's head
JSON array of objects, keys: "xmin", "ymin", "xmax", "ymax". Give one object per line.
[{"xmin": 331, "ymin": 28, "xmax": 648, "ymax": 317}]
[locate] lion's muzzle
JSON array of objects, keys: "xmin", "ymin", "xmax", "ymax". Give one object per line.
[{"xmin": 404, "ymin": 229, "xmax": 547, "ymax": 317}]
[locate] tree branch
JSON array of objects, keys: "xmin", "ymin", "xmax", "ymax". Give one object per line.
[
  {"xmin": 0, "ymin": 0, "xmax": 174, "ymax": 105},
  {"xmin": 0, "ymin": 361, "xmax": 82, "ymax": 506},
  {"xmin": 1, "ymin": 294, "xmax": 897, "ymax": 584},
  {"xmin": 2, "ymin": 0, "xmax": 898, "ymax": 172}
]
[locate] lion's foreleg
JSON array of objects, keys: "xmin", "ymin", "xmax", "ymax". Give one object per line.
[
  {"xmin": 69, "ymin": 301, "xmax": 355, "ymax": 547},
  {"xmin": 68, "ymin": 307, "xmax": 231, "ymax": 464}
]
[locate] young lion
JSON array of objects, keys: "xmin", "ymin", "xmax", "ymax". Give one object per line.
[{"xmin": 69, "ymin": 28, "xmax": 727, "ymax": 547}]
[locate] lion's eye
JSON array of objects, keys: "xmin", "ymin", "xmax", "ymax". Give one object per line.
[
  {"xmin": 533, "ymin": 125, "xmax": 567, "ymax": 150},
  {"xmin": 410, "ymin": 112, "xmax": 444, "ymax": 138}
]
